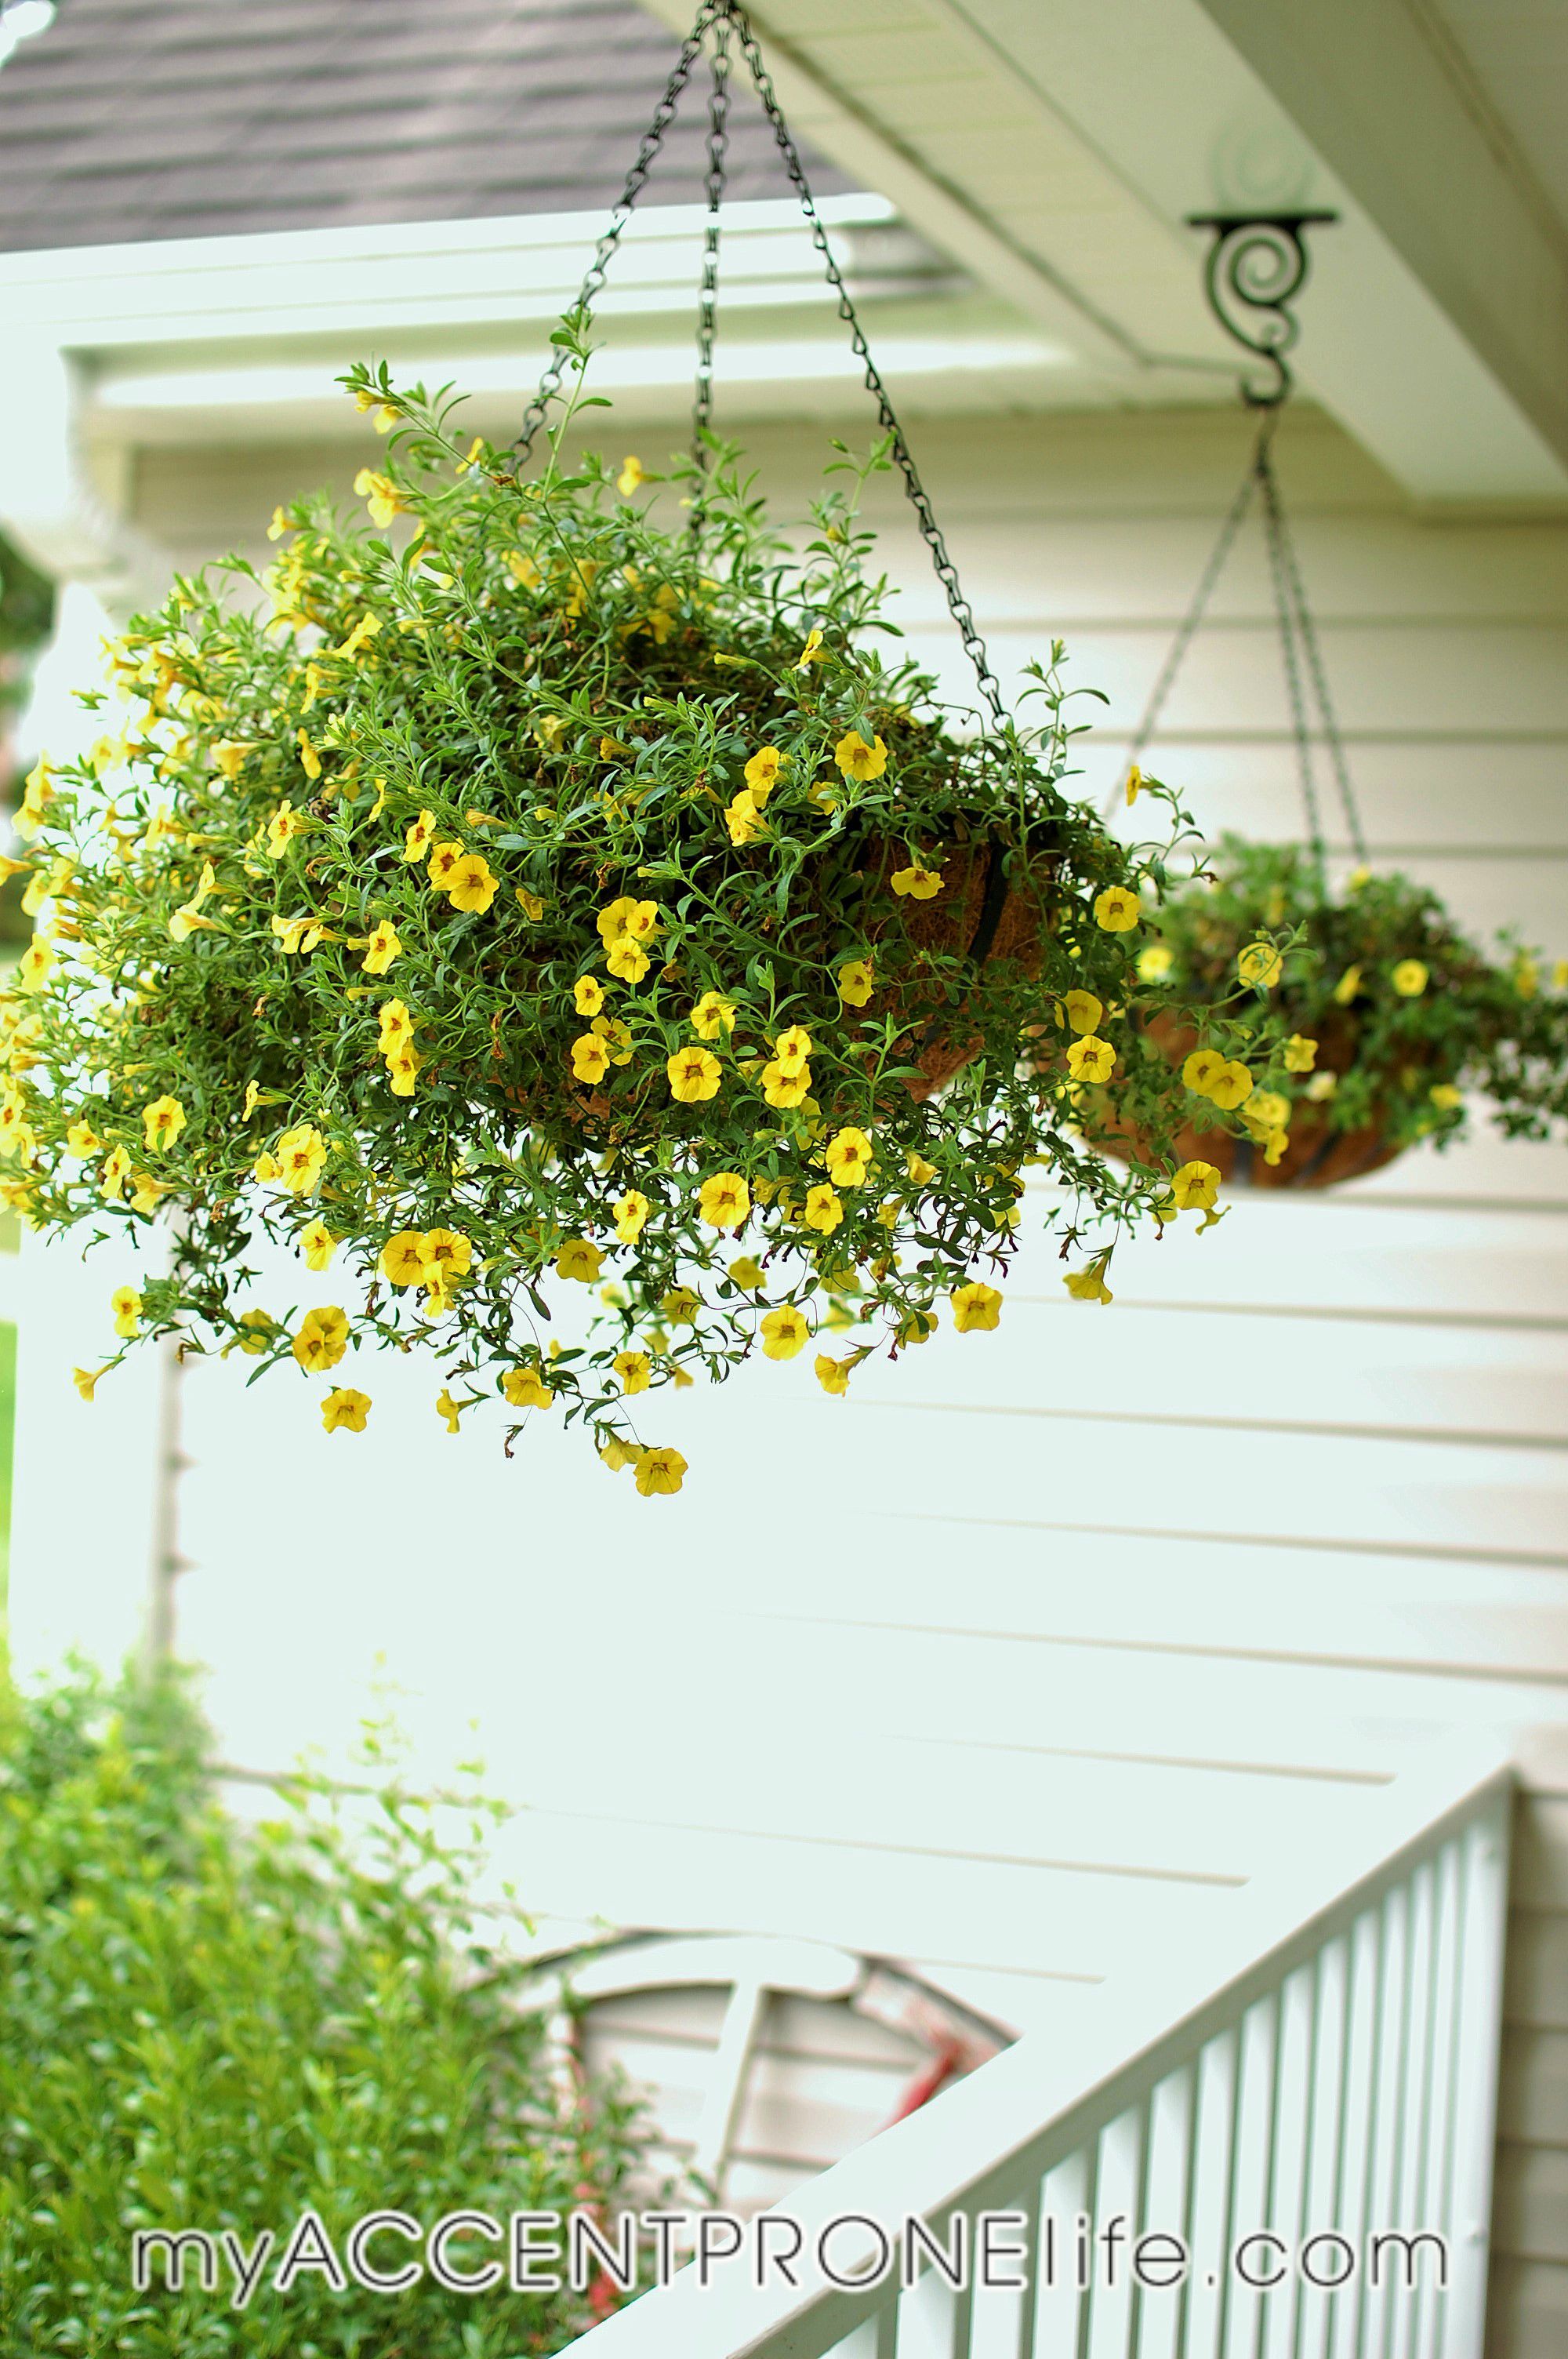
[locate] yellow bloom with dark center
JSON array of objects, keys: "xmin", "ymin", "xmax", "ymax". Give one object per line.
[
  {"xmin": 292, "ymin": 1305, "xmax": 349, "ymax": 1372},
  {"xmin": 142, "ymin": 1094, "xmax": 186, "ymax": 1152},
  {"xmin": 1125, "ymin": 764, "xmax": 1144, "ymax": 805},
  {"xmin": 771, "ymin": 1025, "xmax": 812, "ymax": 1078},
  {"xmin": 357, "ymin": 921, "xmax": 401, "ymax": 976},
  {"xmin": 725, "ymin": 789, "xmax": 763, "ymax": 848},
  {"xmin": 837, "ymin": 959, "xmax": 873, "ymax": 1009},
  {"xmin": 275, "ymin": 1122, "xmax": 328, "ymax": 1195},
  {"xmin": 402, "ymin": 810, "xmax": 437, "ymax": 863},
  {"xmin": 1242, "ymin": 1090, "xmax": 1290, "ymax": 1138},
  {"xmin": 761, "ymin": 1060, "xmax": 810, "ymax": 1109},
  {"xmin": 446, "ymin": 852, "xmax": 497, "ymax": 914},
  {"xmin": 1332, "ymin": 964, "xmax": 1363, "ymax": 1005},
  {"xmin": 231, "ymin": 1310, "xmax": 277, "ymax": 1357},
  {"xmin": 435, "ymin": 1388, "xmax": 462, "ymax": 1434},
  {"xmin": 824, "ymin": 1126, "xmax": 872, "ymax": 1187},
  {"xmin": 426, "ymin": 840, "xmax": 464, "ymax": 892},
  {"xmin": 635, "ymin": 1444, "xmax": 687, "ymax": 1497},
  {"xmin": 728, "ymin": 1254, "xmax": 764, "ymax": 1289},
  {"xmin": 597, "ymin": 896, "xmax": 659, "ymax": 945},
  {"xmin": 802, "ymin": 1183, "xmax": 843, "ymax": 1234},
  {"xmin": 614, "ymin": 1349, "xmax": 652, "ymax": 1396},
  {"xmin": 575, "ymin": 975, "xmax": 606, "ymax": 1017},
  {"xmin": 1283, "ymin": 1034, "xmax": 1317, "ymax": 1072},
  {"xmin": 743, "ymin": 746, "xmax": 784, "ymax": 801},
  {"xmin": 1062, "ymin": 990, "xmax": 1102, "ymax": 1035},
  {"xmin": 301, "ymin": 1219, "xmax": 337, "ymax": 1271},
  {"xmin": 1168, "ymin": 1160, "xmax": 1221, "ymax": 1211},
  {"xmin": 698, "ymin": 1171, "xmax": 750, "ymax": 1231},
  {"xmin": 1137, "ymin": 943, "xmax": 1174, "ymax": 983},
  {"xmin": 951, "ymin": 1280, "xmax": 1002, "ymax": 1332},
  {"xmin": 354, "ymin": 467, "xmax": 406, "ymax": 529},
  {"xmin": 891, "ymin": 863, "xmax": 942, "ymax": 901},
  {"xmin": 795, "ymin": 627, "xmax": 825, "ymax": 670},
  {"xmin": 1066, "ymin": 1035, "xmax": 1115, "ymax": 1085},
  {"xmin": 571, "ymin": 1033, "xmax": 611, "ymax": 1085},
  {"xmin": 612, "ymin": 1188, "xmax": 650, "ymax": 1244},
  {"xmin": 1206, "ymin": 1060, "xmax": 1254, "ymax": 1111},
  {"xmin": 129, "ymin": 1172, "xmax": 168, "ymax": 1216},
  {"xmin": 111, "ymin": 1285, "xmax": 142, "ymax": 1339},
  {"xmin": 270, "ymin": 914, "xmax": 324, "ymax": 955},
  {"xmin": 503, "ymin": 1364, "xmax": 555, "ymax": 1409},
  {"xmin": 1182, "ymin": 1048, "xmax": 1225, "ymax": 1098},
  {"xmin": 691, "ymin": 990, "xmax": 736, "ymax": 1040},
  {"xmin": 378, "ymin": 999, "xmax": 413, "ymax": 1052},
  {"xmin": 212, "ymin": 740, "xmax": 251, "ymax": 780},
  {"xmin": 266, "ymin": 799, "xmax": 308, "ymax": 859},
  {"xmin": 606, "ymin": 936, "xmax": 651, "ymax": 983},
  {"xmin": 17, "ymin": 940, "xmax": 54, "ymax": 994},
  {"xmin": 64, "ymin": 1119, "xmax": 102, "ymax": 1158},
  {"xmin": 387, "ymin": 1046, "xmax": 422, "ymax": 1096},
  {"xmin": 834, "ymin": 729, "xmax": 887, "ymax": 782},
  {"xmin": 760, "ymin": 1304, "xmax": 811, "ymax": 1360},
  {"xmin": 100, "ymin": 1146, "xmax": 133, "ymax": 1201},
  {"xmin": 1392, "ymin": 958, "xmax": 1429, "ymax": 997},
  {"xmin": 295, "ymin": 730, "xmax": 322, "ymax": 783},
  {"xmin": 419, "ymin": 1228, "xmax": 472, "ymax": 1286},
  {"xmin": 379, "ymin": 1230, "xmax": 426, "ymax": 1287},
  {"xmin": 517, "ymin": 888, "xmax": 546, "ymax": 921},
  {"xmin": 667, "ymin": 1045, "xmax": 720, "ymax": 1103},
  {"xmin": 1237, "ymin": 940, "xmax": 1283, "ymax": 989},
  {"xmin": 1093, "ymin": 885, "xmax": 1140, "ymax": 932},
  {"xmin": 660, "ymin": 1286, "xmax": 700, "ymax": 1325},
  {"xmin": 321, "ymin": 1387, "xmax": 370, "ymax": 1434},
  {"xmin": 896, "ymin": 1307, "xmax": 938, "ymax": 1346},
  {"xmin": 555, "ymin": 1237, "xmax": 604, "ymax": 1283}
]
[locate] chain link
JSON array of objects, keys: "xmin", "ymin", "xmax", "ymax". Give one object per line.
[
  {"xmin": 1258, "ymin": 449, "xmax": 1368, "ymax": 863},
  {"xmin": 1256, "ymin": 444, "xmax": 1327, "ymax": 875},
  {"xmin": 690, "ymin": 15, "xmax": 731, "ymax": 518}
]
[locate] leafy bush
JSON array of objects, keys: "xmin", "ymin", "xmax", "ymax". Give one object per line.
[
  {"xmin": 0, "ymin": 332, "xmax": 1228, "ymax": 1479},
  {"xmin": 0, "ymin": 1664, "xmax": 644, "ymax": 2355}
]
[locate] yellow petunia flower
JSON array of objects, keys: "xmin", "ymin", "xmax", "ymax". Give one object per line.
[
  {"xmin": 426, "ymin": 840, "xmax": 464, "ymax": 893},
  {"xmin": 1062, "ymin": 990, "xmax": 1103, "ymax": 1035},
  {"xmin": 824, "ymin": 1126, "xmax": 872, "ymax": 1187},
  {"xmin": 906, "ymin": 1149, "xmax": 938, "ymax": 1187},
  {"xmin": 605, "ymin": 935, "xmax": 651, "ymax": 983},
  {"xmin": 377, "ymin": 999, "xmax": 413, "ymax": 1052},
  {"xmin": 354, "ymin": 467, "xmax": 406, "ymax": 529},
  {"xmin": 435, "ymin": 1388, "xmax": 462, "ymax": 1434},
  {"xmin": 1238, "ymin": 940, "xmax": 1283, "ymax": 990},
  {"xmin": 1205, "ymin": 1060, "xmax": 1254, "ymax": 1111},
  {"xmin": 571, "ymin": 1033, "xmax": 611, "ymax": 1085},
  {"xmin": 1137, "ymin": 943, "xmax": 1174, "ymax": 983},
  {"xmin": 403, "ymin": 809, "xmax": 437, "ymax": 863},
  {"xmin": 300, "ymin": 1219, "xmax": 337, "ymax": 1272},
  {"xmin": 555, "ymin": 1238, "xmax": 604, "ymax": 1283},
  {"xmin": 634, "ymin": 1445, "xmax": 687, "ymax": 1498},
  {"xmin": 1392, "ymin": 958, "xmax": 1429, "ymax": 997},
  {"xmin": 142, "ymin": 1094, "xmax": 186, "ymax": 1152},
  {"xmin": 379, "ymin": 1230, "xmax": 426, "ymax": 1288},
  {"xmin": 834, "ymin": 729, "xmax": 887, "ymax": 782},
  {"xmin": 802, "ymin": 1183, "xmax": 843, "ymax": 1235},
  {"xmin": 761, "ymin": 1060, "xmax": 810, "ymax": 1109},
  {"xmin": 815, "ymin": 1352, "xmax": 854, "ymax": 1398},
  {"xmin": 1332, "ymin": 964, "xmax": 1363, "ymax": 1005},
  {"xmin": 111, "ymin": 1285, "xmax": 142, "ymax": 1340},
  {"xmin": 1125, "ymin": 764, "xmax": 1144, "ymax": 805},
  {"xmin": 951, "ymin": 1280, "xmax": 1002, "ymax": 1332},
  {"xmin": 697, "ymin": 1170, "xmax": 750, "ymax": 1231},
  {"xmin": 597, "ymin": 896, "xmax": 659, "ymax": 946},
  {"xmin": 725, "ymin": 788, "xmax": 764, "ymax": 848},
  {"xmin": 267, "ymin": 799, "xmax": 308, "ymax": 858},
  {"xmin": 1168, "ymin": 1160, "xmax": 1221, "ymax": 1212},
  {"xmin": 836, "ymin": 958, "xmax": 873, "ymax": 1009},
  {"xmin": 891, "ymin": 863, "xmax": 942, "ymax": 901},
  {"xmin": 419, "ymin": 1228, "xmax": 472, "ymax": 1286},
  {"xmin": 295, "ymin": 730, "xmax": 322, "ymax": 782},
  {"xmin": 292, "ymin": 1305, "xmax": 349, "ymax": 1372},
  {"xmin": 1430, "ymin": 1083, "xmax": 1464, "ymax": 1111},
  {"xmin": 575, "ymin": 974, "xmax": 606, "ymax": 1018},
  {"xmin": 728, "ymin": 1254, "xmax": 764, "ymax": 1290},
  {"xmin": 612, "ymin": 1188, "xmax": 650, "ymax": 1244},
  {"xmin": 1064, "ymin": 1265, "xmax": 1113, "ymax": 1305},
  {"xmin": 1181, "ymin": 1048, "xmax": 1225, "ymax": 1098},
  {"xmin": 275, "ymin": 1122, "xmax": 328, "ymax": 1196},
  {"xmin": 16, "ymin": 939, "xmax": 54, "ymax": 994},
  {"xmin": 354, "ymin": 921, "xmax": 400, "ymax": 976},
  {"xmin": 387, "ymin": 1046, "xmax": 422, "ymax": 1096},
  {"xmin": 1283, "ymin": 1034, "xmax": 1318, "ymax": 1073},
  {"xmin": 616, "ymin": 455, "xmax": 648, "ymax": 497},
  {"xmin": 613, "ymin": 1348, "xmax": 652, "ymax": 1397},
  {"xmin": 446, "ymin": 852, "xmax": 498, "ymax": 914},
  {"xmin": 503, "ymin": 1364, "xmax": 554, "ymax": 1410},
  {"xmin": 73, "ymin": 1366, "xmax": 101, "ymax": 1403},
  {"xmin": 517, "ymin": 888, "xmax": 546, "ymax": 921},
  {"xmin": 795, "ymin": 627, "xmax": 825, "ymax": 670},
  {"xmin": 100, "ymin": 1146, "xmax": 133, "ymax": 1202},
  {"xmin": 667, "ymin": 1045, "xmax": 721, "ymax": 1103},
  {"xmin": 1093, "ymin": 885, "xmax": 1140, "ymax": 932},
  {"xmin": 760, "ymin": 1304, "xmax": 811, "ymax": 1360},
  {"xmin": 771, "ymin": 1024, "xmax": 813, "ymax": 1077},
  {"xmin": 743, "ymin": 746, "xmax": 784, "ymax": 801},
  {"xmin": 690, "ymin": 990, "xmax": 736, "ymax": 1040},
  {"xmin": 1066, "ymin": 1035, "xmax": 1115, "ymax": 1085},
  {"xmin": 64, "ymin": 1119, "xmax": 102, "ymax": 1159},
  {"xmin": 321, "ymin": 1387, "xmax": 370, "ymax": 1434}
]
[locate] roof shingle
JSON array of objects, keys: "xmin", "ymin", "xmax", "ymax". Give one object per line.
[{"xmin": 0, "ymin": 0, "xmax": 849, "ymax": 253}]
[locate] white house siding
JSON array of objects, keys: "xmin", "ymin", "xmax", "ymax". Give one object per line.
[{"xmin": 55, "ymin": 402, "xmax": 1568, "ymax": 2356}]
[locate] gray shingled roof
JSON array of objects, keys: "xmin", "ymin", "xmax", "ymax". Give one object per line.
[{"xmin": 0, "ymin": 0, "xmax": 850, "ymax": 253}]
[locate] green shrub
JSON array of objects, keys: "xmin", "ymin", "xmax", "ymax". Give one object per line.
[{"xmin": 0, "ymin": 1664, "xmax": 644, "ymax": 2355}]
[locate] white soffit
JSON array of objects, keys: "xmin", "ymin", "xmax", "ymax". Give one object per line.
[{"xmin": 639, "ymin": 0, "xmax": 1568, "ymax": 503}]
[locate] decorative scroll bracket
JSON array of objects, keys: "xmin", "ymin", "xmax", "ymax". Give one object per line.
[{"xmin": 1186, "ymin": 212, "xmax": 1338, "ymax": 407}]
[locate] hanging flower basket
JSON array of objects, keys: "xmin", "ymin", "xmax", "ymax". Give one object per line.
[{"xmin": 1076, "ymin": 838, "xmax": 1568, "ymax": 1189}]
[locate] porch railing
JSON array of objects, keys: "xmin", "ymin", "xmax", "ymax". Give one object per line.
[{"xmin": 574, "ymin": 1742, "xmax": 1512, "ymax": 2359}]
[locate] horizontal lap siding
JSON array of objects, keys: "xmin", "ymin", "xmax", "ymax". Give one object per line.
[{"xmin": 131, "ymin": 403, "xmax": 1568, "ymax": 2357}]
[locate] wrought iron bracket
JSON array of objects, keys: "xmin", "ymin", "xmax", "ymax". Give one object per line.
[{"xmin": 1186, "ymin": 212, "xmax": 1338, "ymax": 407}]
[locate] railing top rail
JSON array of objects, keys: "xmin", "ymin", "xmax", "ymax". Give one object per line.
[{"xmin": 574, "ymin": 1737, "xmax": 1514, "ymax": 2359}]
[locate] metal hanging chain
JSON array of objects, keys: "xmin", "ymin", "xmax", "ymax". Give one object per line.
[
  {"xmin": 726, "ymin": 5, "xmax": 1006, "ymax": 726},
  {"xmin": 1256, "ymin": 442, "xmax": 1327, "ymax": 874},
  {"xmin": 690, "ymin": 14, "xmax": 732, "ymax": 514},
  {"xmin": 1256, "ymin": 444, "xmax": 1369, "ymax": 863},
  {"xmin": 514, "ymin": 2, "xmax": 722, "ymax": 459}
]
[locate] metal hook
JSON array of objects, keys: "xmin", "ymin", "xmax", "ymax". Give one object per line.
[{"xmin": 1186, "ymin": 213, "xmax": 1338, "ymax": 407}]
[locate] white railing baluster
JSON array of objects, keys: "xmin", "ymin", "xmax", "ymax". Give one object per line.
[{"xmin": 570, "ymin": 1750, "xmax": 1512, "ymax": 2359}]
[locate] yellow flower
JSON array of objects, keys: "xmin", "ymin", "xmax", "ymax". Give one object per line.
[
  {"xmin": 611, "ymin": 1188, "xmax": 650, "ymax": 1245},
  {"xmin": 891, "ymin": 863, "xmax": 942, "ymax": 901},
  {"xmin": 760, "ymin": 1304, "xmax": 811, "ymax": 1360},
  {"xmin": 446, "ymin": 852, "xmax": 498, "ymax": 914},
  {"xmin": 16, "ymin": 940, "xmax": 54, "ymax": 994},
  {"xmin": 1181, "ymin": 1048, "xmax": 1225, "ymax": 1098},
  {"xmin": 419, "ymin": 1230, "xmax": 472, "ymax": 1289},
  {"xmin": 555, "ymin": 1237, "xmax": 604, "ymax": 1283},
  {"xmin": 1168, "ymin": 1160, "xmax": 1221, "ymax": 1211},
  {"xmin": 571, "ymin": 1033, "xmax": 611, "ymax": 1085},
  {"xmin": 292, "ymin": 1305, "xmax": 349, "ymax": 1372},
  {"xmin": 836, "ymin": 958, "xmax": 874, "ymax": 1009},
  {"xmin": 300, "ymin": 1219, "xmax": 337, "ymax": 1271},
  {"xmin": 1283, "ymin": 1034, "xmax": 1318, "ymax": 1073},
  {"xmin": 795, "ymin": 627, "xmax": 825, "ymax": 670},
  {"xmin": 951, "ymin": 1280, "xmax": 1002, "ymax": 1332},
  {"xmin": 802, "ymin": 1183, "xmax": 844, "ymax": 1234},
  {"xmin": 354, "ymin": 467, "xmax": 406, "ymax": 529},
  {"xmin": 1125, "ymin": 763, "xmax": 1144, "ymax": 805},
  {"xmin": 270, "ymin": 914, "xmax": 323, "ymax": 956},
  {"xmin": 760, "ymin": 1060, "xmax": 809, "ymax": 1109},
  {"xmin": 1064, "ymin": 1265, "xmax": 1113, "ymax": 1306},
  {"xmin": 660, "ymin": 1285, "xmax": 701, "ymax": 1325},
  {"xmin": 575, "ymin": 974, "xmax": 606, "ymax": 1017},
  {"xmin": 824, "ymin": 1126, "xmax": 872, "ymax": 1187},
  {"xmin": 129, "ymin": 1172, "xmax": 168, "ymax": 1216},
  {"xmin": 725, "ymin": 788, "xmax": 764, "ymax": 848},
  {"xmin": 387, "ymin": 1047, "xmax": 422, "ymax": 1096},
  {"xmin": 815, "ymin": 1352, "xmax": 853, "ymax": 1398},
  {"xmin": 267, "ymin": 506, "xmax": 290, "ymax": 540},
  {"xmin": 266, "ymin": 800, "xmax": 308, "ymax": 858},
  {"xmin": 435, "ymin": 1387, "xmax": 462, "ymax": 1434},
  {"xmin": 1392, "ymin": 958, "xmax": 1429, "ymax": 997},
  {"xmin": 276, "ymin": 1122, "xmax": 328, "ymax": 1195},
  {"xmin": 141, "ymin": 1094, "xmax": 186, "ymax": 1151},
  {"xmin": 100, "ymin": 1146, "xmax": 132, "ymax": 1201},
  {"xmin": 1093, "ymin": 885, "xmax": 1141, "ymax": 932},
  {"xmin": 607, "ymin": 936, "xmax": 652, "ymax": 984},
  {"xmin": 1242, "ymin": 1090, "xmax": 1290, "ymax": 1138},
  {"xmin": 503, "ymin": 1364, "xmax": 554, "ymax": 1409},
  {"xmin": 73, "ymin": 1366, "xmax": 100, "ymax": 1403},
  {"xmin": 1512, "ymin": 958, "xmax": 1539, "ymax": 998},
  {"xmin": 597, "ymin": 896, "xmax": 659, "ymax": 945},
  {"xmin": 1332, "ymin": 963, "xmax": 1363, "ymax": 1005},
  {"xmin": 743, "ymin": 746, "xmax": 784, "ymax": 801},
  {"xmin": 667, "ymin": 1045, "xmax": 721, "ymax": 1103},
  {"xmin": 111, "ymin": 1285, "xmax": 142, "ymax": 1339},
  {"xmin": 517, "ymin": 888, "xmax": 546, "ymax": 921},
  {"xmin": 834, "ymin": 729, "xmax": 887, "ymax": 781},
  {"xmin": 377, "ymin": 999, "xmax": 413, "ymax": 1053},
  {"xmin": 896, "ymin": 1307, "xmax": 938, "ymax": 1346},
  {"xmin": 1430, "ymin": 1082, "xmax": 1463, "ymax": 1110},
  {"xmin": 295, "ymin": 730, "xmax": 322, "ymax": 782},
  {"xmin": 64, "ymin": 1119, "xmax": 102, "ymax": 1158},
  {"xmin": 616, "ymin": 455, "xmax": 648, "ymax": 496},
  {"xmin": 354, "ymin": 920, "xmax": 401, "ymax": 976},
  {"xmin": 403, "ymin": 809, "xmax": 437, "ymax": 863},
  {"xmin": 728, "ymin": 1254, "xmax": 764, "ymax": 1289},
  {"xmin": 1062, "ymin": 990, "xmax": 1103, "ymax": 1035},
  {"xmin": 698, "ymin": 1170, "xmax": 750, "ymax": 1230},
  {"xmin": 426, "ymin": 840, "xmax": 464, "ymax": 893},
  {"xmin": 506, "ymin": 550, "xmax": 543, "ymax": 591},
  {"xmin": 600, "ymin": 1435, "xmax": 640, "ymax": 1472},
  {"xmin": 1137, "ymin": 943, "xmax": 1174, "ymax": 984},
  {"xmin": 321, "ymin": 1387, "xmax": 371, "ymax": 1434},
  {"xmin": 772, "ymin": 1024, "xmax": 813, "ymax": 1077},
  {"xmin": 211, "ymin": 740, "xmax": 251, "ymax": 780},
  {"xmin": 1066, "ymin": 1034, "xmax": 1115, "ymax": 1085},
  {"xmin": 379, "ymin": 1230, "xmax": 426, "ymax": 1287},
  {"xmin": 614, "ymin": 1348, "xmax": 652, "ymax": 1395},
  {"xmin": 906, "ymin": 1149, "xmax": 937, "ymax": 1187},
  {"xmin": 1206, "ymin": 1060, "xmax": 1254, "ymax": 1111},
  {"xmin": 226, "ymin": 1310, "xmax": 277, "ymax": 1358},
  {"xmin": 690, "ymin": 990, "xmax": 736, "ymax": 1040},
  {"xmin": 634, "ymin": 1445, "xmax": 687, "ymax": 1498},
  {"xmin": 1237, "ymin": 940, "xmax": 1283, "ymax": 990},
  {"xmin": 252, "ymin": 1149, "xmax": 280, "ymax": 1185}
]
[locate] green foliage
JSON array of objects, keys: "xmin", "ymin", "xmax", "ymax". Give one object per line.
[
  {"xmin": 1137, "ymin": 835, "xmax": 1568, "ymax": 1156},
  {"xmin": 0, "ymin": 527, "xmax": 54, "ymax": 698},
  {"xmin": 2, "ymin": 329, "xmax": 1230, "ymax": 1477},
  {"xmin": 0, "ymin": 1663, "xmax": 644, "ymax": 2356}
]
